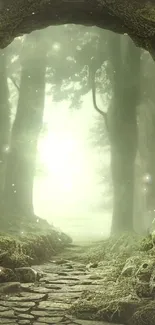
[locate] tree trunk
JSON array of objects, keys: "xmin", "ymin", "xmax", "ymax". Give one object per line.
[
  {"xmin": 108, "ymin": 34, "xmax": 141, "ymax": 234},
  {"xmin": 0, "ymin": 49, "xmax": 10, "ymax": 197},
  {"xmin": 143, "ymin": 111, "xmax": 155, "ymax": 230},
  {"xmin": 3, "ymin": 33, "xmax": 47, "ymax": 218},
  {"xmin": 137, "ymin": 58, "xmax": 155, "ymax": 232}
]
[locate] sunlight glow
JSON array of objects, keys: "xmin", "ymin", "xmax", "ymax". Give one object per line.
[
  {"xmin": 38, "ymin": 131, "xmax": 86, "ymax": 195},
  {"xmin": 34, "ymin": 96, "xmax": 111, "ymax": 240}
]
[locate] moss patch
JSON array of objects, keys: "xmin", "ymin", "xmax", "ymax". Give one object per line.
[
  {"xmin": 0, "ymin": 217, "xmax": 72, "ymax": 269},
  {"xmin": 137, "ymin": 4, "xmax": 155, "ymax": 23},
  {"xmin": 69, "ymin": 233, "xmax": 155, "ymax": 324}
]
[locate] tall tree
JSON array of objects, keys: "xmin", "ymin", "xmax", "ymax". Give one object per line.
[
  {"xmin": 0, "ymin": 49, "xmax": 10, "ymax": 197},
  {"xmin": 108, "ymin": 34, "xmax": 141, "ymax": 234},
  {"xmin": 137, "ymin": 53, "xmax": 155, "ymax": 231},
  {"xmin": 2, "ymin": 32, "xmax": 47, "ymax": 218}
]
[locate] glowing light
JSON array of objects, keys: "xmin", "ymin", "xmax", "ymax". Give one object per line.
[
  {"xmin": 3, "ymin": 145, "xmax": 10, "ymax": 153},
  {"xmin": 52, "ymin": 42, "xmax": 61, "ymax": 52},
  {"xmin": 143, "ymin": 173, "xmax": 152, "ymax": 184},
  {"xmin": 143, "ymin": 187, "xmax": 148, "ymax": 193},
  {"xmin": 34, "ymin": 102, "xmax": 108, "ymax": 237},
  {"xmin": 36, "ymin": 122, "xmax": 95, "ymax": 220},
  {"xmin": 38, "ymin": 132, "xmax": 84, "ymax": 194}
]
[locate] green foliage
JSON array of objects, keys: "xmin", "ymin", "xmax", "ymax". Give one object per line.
[{"xmin": 0, "ymin": 224, "xmax": 72, "ymax": 268}]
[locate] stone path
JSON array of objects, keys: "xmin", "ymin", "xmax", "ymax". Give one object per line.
[{"xmin": 0, "ymin": 245, "xmax": 122, "ymax": 325}]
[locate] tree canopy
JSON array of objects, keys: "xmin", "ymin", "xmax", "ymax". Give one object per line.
[{"xmin": 0, "ymin": 0, "xmax": 155, "ymax": 58}]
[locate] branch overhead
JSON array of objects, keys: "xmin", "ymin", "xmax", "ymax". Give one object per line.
[{"xmin": 0, "ymin": 0, "xmax": 155, "ymax": 55}]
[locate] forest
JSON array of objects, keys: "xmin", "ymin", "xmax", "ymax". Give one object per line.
[
  {"xmin": 0, "ymin": 27, "xmax": 155, "ymax": 236},
  {"xmin": 0, "ymin": 1, "xmax": 155, "ymax": 325}
]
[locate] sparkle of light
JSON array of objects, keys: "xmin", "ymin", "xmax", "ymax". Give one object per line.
[{"xmin": 52, "ymin": 42, "xmax": 61, "ymax": 52}]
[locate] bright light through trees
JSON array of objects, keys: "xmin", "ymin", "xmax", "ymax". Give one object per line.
[{"xmin": 34, "ymin": 97, "xmax": 111, "ymax": 239}]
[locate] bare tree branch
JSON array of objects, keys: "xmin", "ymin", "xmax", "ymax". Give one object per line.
[
  {"xmin": 89, "ymin": 57, "xmax": 108, "ymax": 130},
  {"xmin": 91, "ymin": 73, "xmax": 108, "ymax": 129},
  {"xmin": 8, "ymin": 76, "xmax": 20, "ymax": 91}
]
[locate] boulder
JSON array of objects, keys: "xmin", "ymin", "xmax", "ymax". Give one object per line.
[
  {"xmin": 14, "ymin": 267, "xmax": 39, "ymax": 283},
  {"xmin": 0, "ymin": 266, "xmax": 16, "ymax": 283}
]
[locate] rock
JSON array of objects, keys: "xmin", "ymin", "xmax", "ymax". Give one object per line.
[
  {"xmin": 45, "ymin": 284, "xmax": 62, "ymax": 290},
  {"xmin": 60, "ymin": 276, "xmax": 79, "ymax": 281},
  {"xmin": 0, "ymin": 267, "xmax": 16, "ymax": 282},
  {"xmin": 0, "ymin": 319, "xmax": 17, "ymax": 324},
  {"xmin": 6, "ymin": 292, "xmax": 48, "ymax": 302},
  {"xmin": 18, "ymin": 321, "xmax": 31, "ymax": 325},
  {"xmin": 14, "ymin": 267, "xmax": 38, "ymax": 283},
  {"xmin": 0, "ymin": 301, "xmax": 35, "ymax": 308},
  {"xmin": 31, "ymin": 310, "xmax": 50, "ymax": 317},
  {"xmin": 38, "ymin": 300, "xmax": 70, "ymax": 311},
  {"xmin": 0, "ymin": 306, "xmax": 9, "ymax": 312},
  {"xmin": 135, "ymin": 261, "xmax": 154, "ymax": 282},
  {"xmin": 135, "ymin": 280, "xmax": 151, "ymax": 298},
  {"xmin": 13, "ymin": 307, "xmax": 30, "ymax": 312},
  {"xmin": 39, "ymin": 276, "xmax": 57, "ymax": 283},
  {"xmin": 33, "ymin": 323, "xmax": 49, "ymax": 325},
  {"xmin": 0, "ymin": 310, "xmax": 16, "ymax": 318},
  {"xmin": 20, "ymin": 283, "xmax": 51, "ymax": 294},
  {"xmin": 0, "ymin": 282, "xmax": 21, "ymax": 294},
  {"xmin": 18, "ymin": 314, "xmax": 34, "ymax": 320},
  {"xmin": 37, "ymin": 317, "xmax": 63, "ymax": 323},
  {"xmin": 20, "ymin": 283, "xmax": 34, "ymax": 291},
  {"xmin": 129, "ymin": 304, "xmax": 155, "ymax": 325},
  {"xmin": 44, "ymin": 279, "xmax": 79, "ymax": 286},
  {"xmin": 48, "ymin": 291, "xmax": 81, "ymax": 301}
]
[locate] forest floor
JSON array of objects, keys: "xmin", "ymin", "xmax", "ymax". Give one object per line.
[
  {"xmin": 0, "ymin": 233, "xmax": 155, "ymax": 325},
  {"xmin": 0, "ymin": 242, "xmax": 123, "ymax": 325}
]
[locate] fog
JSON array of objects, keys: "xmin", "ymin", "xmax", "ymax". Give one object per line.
[
  {"xmin": 33, "ymin": 91, "xmax": 111, "ymax": 241},
  {"xmin": 1, "ymin": 9, "xmax": 155, "ymax": 325},
  {"xmin": 2, "ymin": 24, "xmax": 154, "ymax": 241}
]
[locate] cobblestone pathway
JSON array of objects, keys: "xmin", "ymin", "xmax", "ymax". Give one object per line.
[{"xmin": 0, "ymin": 245, "xmax": 122, "ymax": 325}]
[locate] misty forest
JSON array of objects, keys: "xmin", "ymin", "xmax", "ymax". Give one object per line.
[{"xmin": 1, "ymin": 2, "xmax": 155, "ymax": 325}]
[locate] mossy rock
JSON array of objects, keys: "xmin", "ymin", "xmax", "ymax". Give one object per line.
[
  {"xmin": 0, "ymin": 266, "xmax": 16, "ymax": 282},
  {"xmin": 129, "ymin": 302, "xmax": 155, "ymax": 325},
  {"xmin": 0, "ymin": 222, "xmax": 72, "ymax": 269},
  {"xmin": 69, "ymin": 234, "xmax": 155, "ymax": 324}
]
